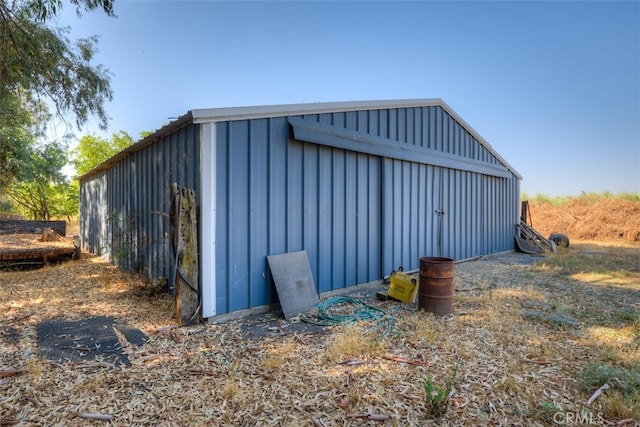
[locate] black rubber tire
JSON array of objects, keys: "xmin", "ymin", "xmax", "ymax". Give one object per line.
[{"xmin": 549, "ymin": 233, "xmax": 570, "ymax": 248}]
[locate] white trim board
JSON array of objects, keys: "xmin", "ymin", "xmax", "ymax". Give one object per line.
[{"xmin": 200, "ymin": 123, "xmax": 217, "ymax": 318}]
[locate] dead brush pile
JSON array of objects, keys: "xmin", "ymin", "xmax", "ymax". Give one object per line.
[{"xmin": 528, "ymin": 195, "xmax": 640, "ymax": 243}]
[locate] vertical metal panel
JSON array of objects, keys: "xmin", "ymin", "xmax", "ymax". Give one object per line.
[
  {"xmin": 356, "ymin": 154, "xmax": 368, "ymax": 283},
  {"xmin": 215, "ymin": 122, "xmax": 229, "ymax": 311},
  {"xmin": 267, "ymin": 118, "xmax": 288, "ymax": 257},
  {"xmin": 227, "ymin": 120, "xmax": 251, "ymax": 312},
  {"xmin": 248, "ymin": 119, "xmax": 269, "ymax": 308},
  {"xmin": 317, "ymin": 145, "xmax": 333, "ymax": 292},
  {"xmin": 79, "ymin": 124, "xmax": 201, "ymax": 289},
  {"xmin": 331, "ymin": 150, "xmax": 346, "ymax": 288},
  {"xmin": 287, "ymin": 142, "xmax": 304, "ymax": 251},
  {"xmin": 344, "ymin": 151, "xmax": 357, "ymax": 287},
  {"xmin": 303, "ymin": 142, "xmax": 319, "ymax": 285},
  {"xmin": 367, "ymin": 156, "xmax": 382, "ymax": 280}
]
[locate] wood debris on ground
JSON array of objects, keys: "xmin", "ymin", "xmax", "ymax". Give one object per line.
[{"xmin": 1, "ymin": 243, "xmax": 639, "ymax": 425}]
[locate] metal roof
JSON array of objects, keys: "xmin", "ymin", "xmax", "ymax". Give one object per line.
[{"xmin": 77, "ymin": 99, "xmax": 522, "ymax": 180}]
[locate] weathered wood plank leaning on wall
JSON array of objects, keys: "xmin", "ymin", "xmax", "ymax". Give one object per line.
[{"xmin": 170, "ymin": 183, "xmax": 200, "ymax": 326}]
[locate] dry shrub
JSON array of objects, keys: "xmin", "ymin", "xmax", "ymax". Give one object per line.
[
  {"xmin": 323, "ymin": 323, "xmax": 384, "ymax": 362},
  {"xmin": 599, "ymin": 390, "xmax": 640, "ymax": 420},
  {"xmin": 25, "ymin": 358, "xmax": 42, "ymax": 377},
  {"xmin": 222, "ymin": 375, "xmax": 239, "ymax": 400},
  {"xmin": 262, "ymin": 342, "xmax": 296, "ymax": 372},
  {"xmin": 528, "ymin": 197, "xmax": 640, "ymax": 242},
  {"xmin": 401, "ymin": 311, "xmax": 442, "ymax": 344}
]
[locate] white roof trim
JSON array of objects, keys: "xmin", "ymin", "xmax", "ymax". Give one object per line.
[{"xmin": 190, "ymin": 98, "xmax": 444, "ymax": 123}]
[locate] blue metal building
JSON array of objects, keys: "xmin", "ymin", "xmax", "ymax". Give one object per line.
[{"xmin": 78, "ymin": 99, "xmax": 521, "ymax": 319}]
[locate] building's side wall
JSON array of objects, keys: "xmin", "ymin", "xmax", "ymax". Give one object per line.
[
  {"xmin": 214, "ymin": 118, "xmax": 383, "ymax": 314},
  {"xmin": 79, "ymin": 124, "xmax": 201, "ymax": 288},
  {"xmin": 304, "ymin": 106, "xmax": 520, "ymax": 272},
  {"xmin": 213, "ymin": 106, "xmax": 520, "ymax": 315}
]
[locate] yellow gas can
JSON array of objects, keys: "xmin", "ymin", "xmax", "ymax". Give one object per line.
[{"xmin": 388, "ymin": 269, "xmax": 418, "ymax": 303}]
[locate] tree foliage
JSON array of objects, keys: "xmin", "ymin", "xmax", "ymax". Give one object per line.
[
  {"xmin": 24, "ymin": 0, "xmax": 114, "ymax": 22},
  {"xmin": 0, "ymin": 89, "xmax": 48, "ymax": 192},
  {"xmin": 7, "ymin": 140, "xmax": 74, "ymax": 220},
  {"xmin": 72, "ymin": 130, "xmax": 134, "ymax": 176},
  {"xmin": 0, "ymin": 0, "xmax": 114, "ymax": 130},
  {"xmin": 0, "ymin": 0, "xmax": 115, "ymax": 219}
]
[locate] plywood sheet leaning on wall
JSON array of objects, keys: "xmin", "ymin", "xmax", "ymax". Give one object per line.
[{"xmin": 267, "ymin": 250, "xmax": 320, "ymax": 320}]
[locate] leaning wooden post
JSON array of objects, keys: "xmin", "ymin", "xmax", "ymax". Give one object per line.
[{"xmin": 170, "ymin": 183, "xmax": 200, "ymax": 326}]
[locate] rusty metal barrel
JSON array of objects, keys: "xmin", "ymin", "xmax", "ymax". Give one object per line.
[{"xmin": 418, "ymin": 257, "xmax": 454, "ymax": 314}]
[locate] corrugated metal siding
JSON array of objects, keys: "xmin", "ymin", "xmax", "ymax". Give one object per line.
[
  {"xmin": 79, "ymin": 171, "xmax": 108, "ymax": 255},
  {"xmin": 215, "ymin": 118, "xmax": 383, "ymax": 314},
  {"xmin": 79, "ymin": 124, "xmax": 201, "ymax": 288},
  {"xmin": 303, "ymin": 106, "xmax": 520, "ymax": 273},
  {"xmin": 212, "ymin": 105, "xmax": 519, "ymax": 315}
]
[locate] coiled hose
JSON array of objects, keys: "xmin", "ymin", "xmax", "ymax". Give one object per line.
[{"xmin": 302, "ymin": 296, "xmax": 413, "ymax": 337}]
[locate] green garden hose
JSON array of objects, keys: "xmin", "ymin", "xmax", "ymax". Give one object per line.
[{"xmin": 302, "ymin": 295, "xmax": 413, "ymax": 336}]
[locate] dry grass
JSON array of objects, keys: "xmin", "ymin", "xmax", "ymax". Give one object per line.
[{"xmin": 1, "ymin": 239, "xmax": 639, "ymax": 425}]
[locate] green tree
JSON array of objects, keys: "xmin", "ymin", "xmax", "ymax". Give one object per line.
[
  {"xmin": 7, "ymin": 140, "xmax": 73, "ymax": 220},
  {"xmin": 71, "ymin": 130, "xmax": 134, "ymax": 176},
  {"xmin": 0, "ymin": 91, "xmax": 34, "ymax": 191},
  {"xmin": 0, "ymin": 0, "xmax": 115, "ymax": 216},
  {"xmin": 0, "ymin": 0, "xmax": 114, "ymax": 130}
]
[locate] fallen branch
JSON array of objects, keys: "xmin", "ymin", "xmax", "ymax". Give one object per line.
[
  {"xmin": 5, "ymin": 311, "xmax": 35, "ymax": 321},
  {"xmin": 75, "ymin": 361, "xmax": 117, "ymax": 370},
  {"xmin": 521, "ymin": 357, "xmax": 551, "ymax": 365},
  {"xmin": 78, "ymin": 413, "xmax": 113, "ymax": 421},
  {"xmin": 153, "ymin": 325, "xmax": 177, "ymax": 334},
  {"xmin": 616, "ymin": 419, "xmax": 635, "ymax": 426},
  {"xmin": 345, "ymin": 372, "xmax": 354, "ymax": 387},
  {"xmin": 587, "ymin": 383, "xmax": 610, "ymax": 406},
  {"xmin": 338, "ymin": 395, "xmax": 351, "ymax": 412},
  {"xmin": 22, "ymin": 348, "xmax": 33, "ymax": 359},
  {"xmin": 0, "ymin": 370, "xmax": 24, "ymax": 378},
  {"xmin": 337, "ymin": 359, "xmax": 364, "ymax": 366},
  {"xmin": 311, "ymin": 416, "xmax": 327, "ymax": 427},
  {"xmin": 382, "ymin": 354, "xmax": 426, "ymax": 366},
  {"xmin": 189, "ymin": 368, "xmax": 218, "ymax": 376},
  {"xmin": 347, "ymin": 412, "xmax": 390, "ymax": 421},
  {"xmin": 400, "ymin": 393, "xmax": 421, "ymax": 401}
]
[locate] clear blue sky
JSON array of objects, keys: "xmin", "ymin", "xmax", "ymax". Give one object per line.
[{"xmin": 56, "ymin": 1, "xmax": 640, "ymax": 196}]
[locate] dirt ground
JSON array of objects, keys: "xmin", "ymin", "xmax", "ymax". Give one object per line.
[{"xmin": 1, "ymin": 198, "xmax": 639, "ymax": 426}]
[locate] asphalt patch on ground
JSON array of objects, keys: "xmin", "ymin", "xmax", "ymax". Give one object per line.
[
  {"xmin": 240, "ymin": 312, "xmax": 331, "ymax": 339},
  {"xmin": 37, "ymin": 316, "xmax": 148, "ymax": 366}
]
